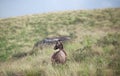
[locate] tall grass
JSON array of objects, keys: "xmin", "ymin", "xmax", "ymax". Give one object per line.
[{"xmin": 0, "ymin": 8, "xmax": 120, "ymax": 76}]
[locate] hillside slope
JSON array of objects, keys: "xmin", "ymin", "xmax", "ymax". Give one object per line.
[{"xmin": 0, "ymin": 8, "xmax": 120, "ymax": 76}]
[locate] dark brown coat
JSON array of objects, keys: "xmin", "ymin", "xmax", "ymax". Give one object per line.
[{"xmin": 51, "ymin": 40, "xmax": 67, "ymax": 64}]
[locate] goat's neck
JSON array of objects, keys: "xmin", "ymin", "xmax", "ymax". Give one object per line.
[
  {"xmin": 59, "ymin": 48, "xmax": 64, "ymax": 51},
  {"xmin": 59, "ymin": 49, "xmax": 67, "ymax": 56}
]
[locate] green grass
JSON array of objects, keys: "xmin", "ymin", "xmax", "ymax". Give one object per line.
[{"xmin": 0, "ymin": 8, "xmax": 120, "ymax": 76}]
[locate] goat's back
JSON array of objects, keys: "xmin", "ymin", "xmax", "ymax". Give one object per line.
[{"xmin": 51, "ymin": 50, "xmax": 66, "ymax": 64}]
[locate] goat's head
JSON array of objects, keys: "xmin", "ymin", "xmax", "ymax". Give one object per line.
[{"xmin": 54, "ymin": 40, "xmax": 63, "ymax": 50}]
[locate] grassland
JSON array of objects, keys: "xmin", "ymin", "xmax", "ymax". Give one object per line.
[{"xmin": 0, "ymin": 8, "xmax": 120, "ymax": 76}]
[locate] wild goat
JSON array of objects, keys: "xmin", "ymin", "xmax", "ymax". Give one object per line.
[{"xmin": 51, "ymin": 40, "xmax": 67, "ymax": 64}]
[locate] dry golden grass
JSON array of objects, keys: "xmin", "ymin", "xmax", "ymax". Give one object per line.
[{"xmin": 0, "ymin": 8, "xmax": 120, "ymax": 76}]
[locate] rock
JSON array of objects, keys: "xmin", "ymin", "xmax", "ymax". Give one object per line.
[{"xmin": 33, "ymin": 36, "xmax": 71, "ymax": 49}]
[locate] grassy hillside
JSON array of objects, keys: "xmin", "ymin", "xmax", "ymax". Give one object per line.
[{"xmin": 0, "ymin": 8, "xmax": 120, "ymax": 76}]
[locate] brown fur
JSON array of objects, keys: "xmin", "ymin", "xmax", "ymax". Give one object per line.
[{"xmin": 51, "ymin": 40, "xmax": 67, "ymax": 64}]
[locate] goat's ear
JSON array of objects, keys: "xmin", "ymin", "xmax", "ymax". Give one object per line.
[
  {"xmin": 60, "ymin": 40, "xmax": 62, "ymax": 43},
  {"xmin": 58, "ymin": 41, "xmax": 62, "ymax": 45}
]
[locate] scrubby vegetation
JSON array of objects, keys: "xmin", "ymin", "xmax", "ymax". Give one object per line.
[{"xmin": 0, "ymin": 8, "xmax": 120, "ymax": 76}]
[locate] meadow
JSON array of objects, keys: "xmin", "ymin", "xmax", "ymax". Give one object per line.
[{"xmin": 0, "ymin": 8, "xmax": 120, "ymax": 76}]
